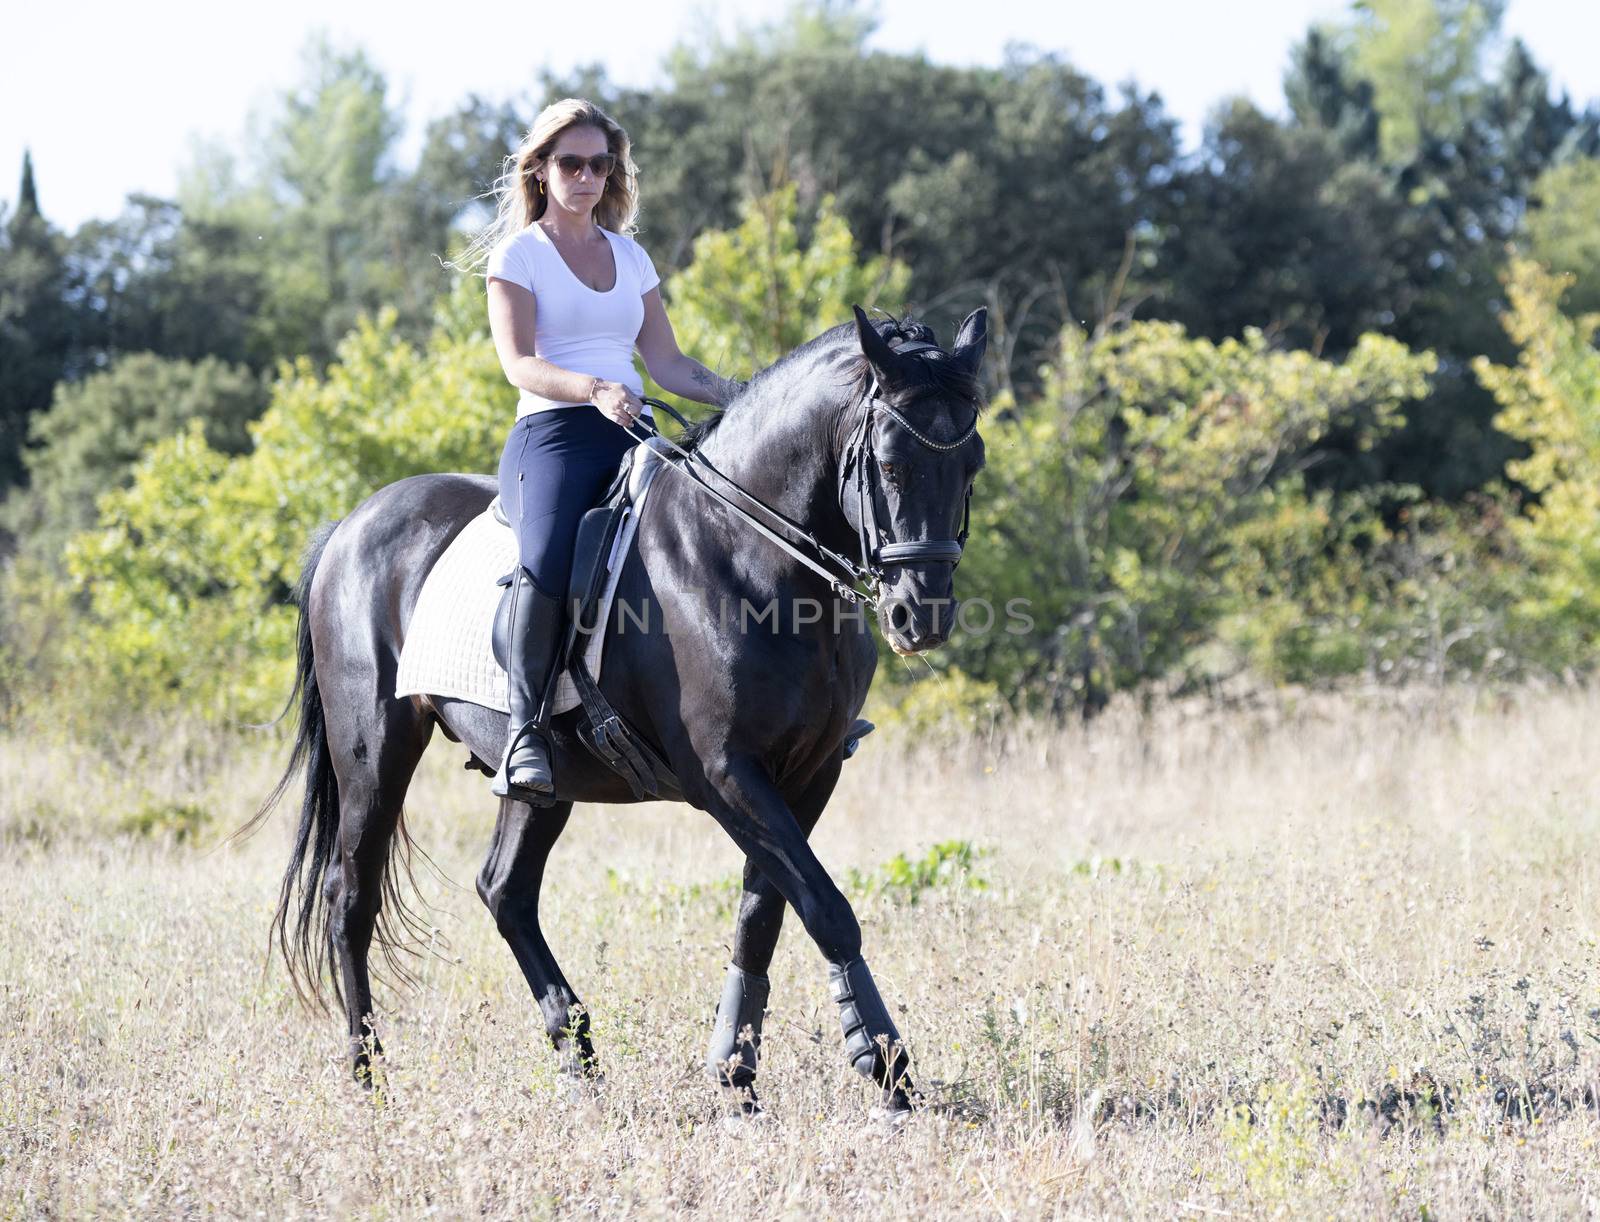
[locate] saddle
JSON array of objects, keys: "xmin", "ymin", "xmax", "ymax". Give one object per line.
[{"xmin": 410, "ymin": 436, "xmax": 877, "ymax": 802}]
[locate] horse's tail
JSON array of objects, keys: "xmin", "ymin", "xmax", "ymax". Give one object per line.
[{"xmin": 237, "ymin": 520, "xmax": 342, "ymax": 1010}]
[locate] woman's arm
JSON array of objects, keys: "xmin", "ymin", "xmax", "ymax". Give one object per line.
[
  {"xmin": 487, "ymin": 276, "xmax": 643, "ymax": 425},
  {"xmin": 635, "ymin": 288, "xmax": 746, "ymax": 407}
]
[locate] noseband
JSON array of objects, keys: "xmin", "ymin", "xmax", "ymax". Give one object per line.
[{"xmin": 838, "ymin": 339, "xmax": 978, "ymax": 593}]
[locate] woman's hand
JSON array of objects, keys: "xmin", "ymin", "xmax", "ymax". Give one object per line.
[{"xmin": 592, "ymin": 378, "xmax": 644, "ymax": 427}]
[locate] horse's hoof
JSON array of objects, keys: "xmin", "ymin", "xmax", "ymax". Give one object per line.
[
  {"xmin": 718, "ymin": 1106, "xmax": 773, "ymax": 1137},
  {"xmin": 718, "ymin": 1092, "xmax": 772, "ymax": 1137},
  {"xmin": 350, "ymin": 1045, "xmax": 387, "ymax": 1094},
  {"xmin": 715, "ymin": 1081, "xmax": 761, "ymax": 1112},
  {"xmin": 866, "ymin": 1105, "xmax": 913, "ymax": 1137},
  {"xmin": 350, "ymin": 1062, "xmax": 390, "ymax": 1105},
  {"xmin": 552, "ymin": 1070, "xmax": 603, "ymax": 1108},
  {"xmin": 867, "ymin": 1090, "xmax": 917, "ymax": 1136}
]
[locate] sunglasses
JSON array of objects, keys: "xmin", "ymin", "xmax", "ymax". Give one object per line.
[{"xmin": 550, "ymin": 153, "xmax": 616, "ymax": 179}]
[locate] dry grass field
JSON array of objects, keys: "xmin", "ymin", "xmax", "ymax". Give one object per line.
[{"xmin": 4, "ymin": 686, "xmax": 1600, "ymax": 1217}]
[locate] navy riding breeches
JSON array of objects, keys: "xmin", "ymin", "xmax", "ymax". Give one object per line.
[{"xmin": 497, "ymin": 406, "xmax": 638, "ymax": 603}]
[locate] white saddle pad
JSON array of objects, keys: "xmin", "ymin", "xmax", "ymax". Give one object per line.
[{"xmin": 395, "ymin": 449, "xmax": 665, "ymax": 715}]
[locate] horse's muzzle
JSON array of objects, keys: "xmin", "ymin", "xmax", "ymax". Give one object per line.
[{"xmin": 880, "ymin": 592, "xmax": 955, "ymax": 654}]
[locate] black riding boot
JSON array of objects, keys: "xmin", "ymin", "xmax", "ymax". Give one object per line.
[{"xmin": 491, "ymin": 568, "xmax": 564, "ymax": 800}]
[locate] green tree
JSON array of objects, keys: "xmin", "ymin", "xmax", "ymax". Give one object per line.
[
  {"xmin": 0, "ymin": 154, "xmax": 79, "ymax": 496},
  {"xmin": 1277, "ymin": 19, "xmax": 1597, "ymax": 498},
  {"xmin": 1522, "ymin": 157, "xmax": 1600, "ymax": 319},
  {"xmin": 1366, "ymin": 36, "xmax": 1597, "ymax": 499},
  {"xmin": 656, "ymin": 184, "xmax": 909, "ymax": 386},
  {"xmin": 1, "ymin": 354, "xmax": 264, "ymax": 569},
  {"xmin": 882, "ymin": 51, "xmax": 1178, "ymax": 390},
  {"xmin": 250, "ymin": 35, "xmax": 405, "ymax": 359},
  {"xmin": 57, "ymin": 278, "xmax": 506, "ymax": 719},
  {"xmin": 174, "ymin": 33, "xmax": 480, "ymax": 367},
  {"xmin": 409, "ymin": 95, "xmax": 526, "ymax": 235},
  {"xmin": 1284, "ymin": 26, "xmax": 1381, "ymax": 159},
  {"xmin": 66, "ymin": 195, "xmax": 267, "ymax": 368},
  {"xmin": 942, "ymin": 321, "xmax": 1435, "ymax": 714},
  {"xmin": 1345, "ymin": 0, "xmax": 1506, "ymax": 164},
  {"xmin": 1158, "ymin": 98, "xmax": 1415, "ymax": 356},
  {"xmin": 1473, "ymin": 259, "xmax": 1600, "ymax": 664},
  {"xmin": 16, "ymin": 150, "xmax": 39, "ymax": 217},
  {"xmin": 553, "ymin": 7, "xmax": 1181, "ymax": 395}
]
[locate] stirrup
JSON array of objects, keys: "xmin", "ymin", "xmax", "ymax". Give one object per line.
[{"xmin": 491, "ymin": 720, "xmax": 554, "ymax": 798}]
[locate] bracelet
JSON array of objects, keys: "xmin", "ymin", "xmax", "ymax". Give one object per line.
[{"xmin": 588, "ymin": 375, "xmax": 602, "ymax": 404}]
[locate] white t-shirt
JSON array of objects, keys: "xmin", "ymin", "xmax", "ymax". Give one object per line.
[{"xmin": 486, "ymin": 223, "xmax": 661, "ymax": 418}]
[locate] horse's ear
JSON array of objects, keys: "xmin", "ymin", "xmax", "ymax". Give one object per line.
[
  {"xmin": 952, "ymin": 307, "xmax": 988, "ymax": 374},
  {"xmin": 852, "ymin": 305, "xmax": 915, "ymax": 390}
]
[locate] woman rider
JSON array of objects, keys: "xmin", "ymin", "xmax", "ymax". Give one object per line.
[{"xmin": 474, "ymin": 98, "xmax": 744, "ymax": 801}]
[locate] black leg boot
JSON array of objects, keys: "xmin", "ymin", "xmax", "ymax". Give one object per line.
[
  {"xmin": 491, "ymin": 567, "xmax": 564, "ymax": 800},
  {"xmin": 829, "ymin": 957, "xmax": 915, "ymax": 1109},
  {"xmin": 706, "ymin": 964, "xmax": 771, "ymax": 1110}
]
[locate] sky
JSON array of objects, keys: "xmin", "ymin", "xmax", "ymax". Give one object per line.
[{"xmin": 3, "ymin": 0, "xmax": 1597, "ymax": 232}]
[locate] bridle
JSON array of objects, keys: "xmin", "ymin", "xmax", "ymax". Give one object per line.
[
  {"xmin": 837, "ymin": 339, "xmax": 977, "ymax": 587},
  {"xmin": 629, "ymin": 340, "xmax": 979, "ymax": 612}
]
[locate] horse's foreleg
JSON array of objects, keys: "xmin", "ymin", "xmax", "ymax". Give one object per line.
[
  {"xmin": 475, "ymin": 798, "xmax": 597, "ymax": 1078},
  {"xmin": 706, "ymin": 756, "xmax": 842, "ymax": 1108},
  {"xmin": 695, "ymin": 754, "xmax": 912, "ymax": 1111}
]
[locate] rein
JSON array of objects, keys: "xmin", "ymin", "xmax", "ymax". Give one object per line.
[
  {"xmin": 628, "ymin": 399, "xmax": 871, "ymax": 604},
  {"xmin": 626, "ymin": 341, "xmax": 977, "ymax": 612}
]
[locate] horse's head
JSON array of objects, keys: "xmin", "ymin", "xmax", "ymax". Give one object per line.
[{"xmin": 843, "ymin": 305, "xmax": 988, "ymax": 655}]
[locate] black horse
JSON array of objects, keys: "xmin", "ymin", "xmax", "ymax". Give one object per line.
[{"xmin": 251, "ymin": 306, "xmax": 988, "ymax": 1114}]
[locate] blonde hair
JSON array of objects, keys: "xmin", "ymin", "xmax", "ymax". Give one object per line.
[{"xmin": 459, "ymin": 98, "xmax": 640, "ymax": 273}]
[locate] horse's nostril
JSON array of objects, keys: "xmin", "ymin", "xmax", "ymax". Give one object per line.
[{"xmin": 887, "ymin": 601, "xmax": 912, "ymax": 634}]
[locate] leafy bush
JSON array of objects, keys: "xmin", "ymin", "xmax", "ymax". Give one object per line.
[
  {"xmin": 847, "ymin": 840, "xmax": 990, "ymax": 905},
  {"xmin": 1521, "ymin": 158, "xmax": 1600, "ymax": 320},
  {"xmin": 1473, "ymin": 259, "xmax": 1600, "ymax": 672},
  {"xmin": 1220, "ymin": 1077, "xmax": 1329, "ymax": 1205},
  {"xmin": 1219, "ymin": 487, "xmax": 1529, "ymax": 685},
  {"xmin": 646, "ymin": 184, "xmax": 909, "ymax": 405},
  {"xmin": 940, "ymin": 321, "xmax": 1436, "ymax": 711},
  {"xmin": 14, "ymin": 203, "xmax": 1597, "ymax": 734},
  {"xmin": 867, "ymin": 665, "xmax": 1006, "ymax": 737},
  {"xmin": 58, "ymin": 278, "xmax": 506, "ymax": 721},
  {"xmin": 2, "ymin": 353, "xmax": 265, "ymax": 569},
  {"xmin": 118, "ymin": 800, "xmax": 210, "ymax": 843}
]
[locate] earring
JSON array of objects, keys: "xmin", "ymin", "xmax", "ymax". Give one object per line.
[{"xmin": 538, "ymin": 178, "xmax": 545, "ymax": 195}]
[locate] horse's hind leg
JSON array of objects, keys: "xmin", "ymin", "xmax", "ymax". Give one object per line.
[
  {"xmin": 706, "ymin": 756, "xmax": 842, "ymax": 1109},
  {"xmin": 475, "ymin": 798, "xmax": 597, "ymax": 1078},
  {"xmin": 324, "ymin": 700, "xmax": 432, "ymax": 1082}
]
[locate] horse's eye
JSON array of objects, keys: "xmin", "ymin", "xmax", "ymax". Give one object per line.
[{"xmin": 879, "ymin": 461, "xmax": 904, "ymax": 490}]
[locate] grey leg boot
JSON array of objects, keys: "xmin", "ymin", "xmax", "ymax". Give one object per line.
[{"xmin": 491, "ymin": 568, "xmax": 564, "ymax": 800}]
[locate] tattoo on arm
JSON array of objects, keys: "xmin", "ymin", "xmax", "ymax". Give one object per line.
[{"xmin": 689, "ymin": 363, "xmax": 747, "ymax": 407}]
